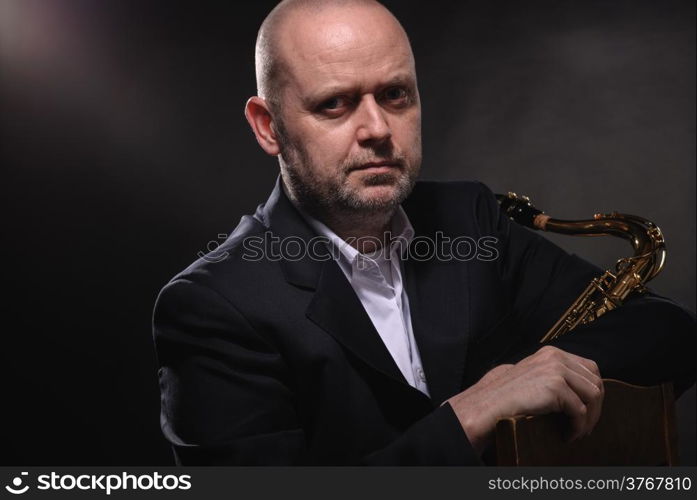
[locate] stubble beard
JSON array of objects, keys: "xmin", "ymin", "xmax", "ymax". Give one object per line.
[{"xmin": 275, "ymin": 117, "xmax": 421, "ymax": 222}]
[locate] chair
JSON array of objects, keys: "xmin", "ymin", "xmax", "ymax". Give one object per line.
[{"xmin": 495, "ymin": 379, "xmax": 678, "ymax": 465}]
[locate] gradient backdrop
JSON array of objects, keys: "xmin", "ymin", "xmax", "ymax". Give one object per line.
[{"xmin": 1, "ymin": 0, "xmax": 694, "ymax": 465}]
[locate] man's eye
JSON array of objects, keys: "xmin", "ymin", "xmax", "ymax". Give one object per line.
[
  {"xmin": 384, "ymin": 87, "xmax": 408, "ymax": 102},
  {"xmin": 320, "ymin": 97, "xmax": 348, "ymax": 111}
]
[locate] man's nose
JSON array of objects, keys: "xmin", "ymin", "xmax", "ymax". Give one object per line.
[{"xmin": 355, "ymin": 95, "xmax": 391, "ymax": 144}]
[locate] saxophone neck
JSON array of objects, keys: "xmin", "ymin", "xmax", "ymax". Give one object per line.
[{"xmin": 496, "ymin": 192, "xmax": 667, "ymax": 283}]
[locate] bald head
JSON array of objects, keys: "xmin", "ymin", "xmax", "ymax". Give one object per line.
[{"xmin": 255, "ymin": 0, "xmax": 412, "ymax": 115}]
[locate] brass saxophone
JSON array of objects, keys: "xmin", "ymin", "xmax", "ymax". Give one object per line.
[{"xmin": 496, "ymin": 192, "xmax": 667, "ymax": 343}]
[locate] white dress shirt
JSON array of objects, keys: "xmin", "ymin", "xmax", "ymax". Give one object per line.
[{"xmin": 299, "ymin": 206, "xmax": 430, "ymax": 396}]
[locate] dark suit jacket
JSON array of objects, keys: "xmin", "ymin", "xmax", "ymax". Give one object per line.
[{"xmin": 152, "ymin": 178, "xmax": 695, "ymax": 465}]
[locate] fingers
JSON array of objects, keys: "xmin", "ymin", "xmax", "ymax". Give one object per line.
[
  {"xmin": 563, "ymin": 356, "xmax": 602, "ymax": 386},
  {"xmin": 523, "ymin": 346, "xmax": 605, "ymax": 439},
  {"xmin": 531, "ymin": 346, "xmax": 603, "ymax": 394},
  {"xmin": 563, "ymin": 368, "xmax": 602, "ymax": 404},
  {"xmin": 547, "ymin": 376, "xmax": 588, "ymax": 441},
  {"xmin": 562, "ymin": 368, "xmax": 604, "ymax": 438},
  {"xmin": 543, "ymin": 347, "xmax": 605, "ymax": 436}
]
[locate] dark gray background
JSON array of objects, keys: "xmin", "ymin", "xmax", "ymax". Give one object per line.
[{"xmin": 1, "ymin": 0, "xmax": 694, "ymax": 465}]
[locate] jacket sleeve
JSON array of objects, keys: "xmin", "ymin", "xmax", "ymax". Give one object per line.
[
  {"xmin": 153, "ymin": 278, "xmax": 480, "ymax": 465},
  {"xmin": 473, "ymin": 182, "xmax": 696, "ymax": 395}
]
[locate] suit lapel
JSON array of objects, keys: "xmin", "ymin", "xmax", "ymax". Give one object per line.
[{"xmin": 306, "ymin": 260, "xmax": 408, "ymax": 386}]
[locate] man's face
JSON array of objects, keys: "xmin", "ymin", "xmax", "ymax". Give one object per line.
[{"xmin": 273, "ymin": 5, "xmax": 422, "ymax": 218}]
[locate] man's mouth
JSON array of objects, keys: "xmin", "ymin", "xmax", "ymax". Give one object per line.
[{"xmin": 349, "ymin": 161, "xmax": 402, "ymax": 173}]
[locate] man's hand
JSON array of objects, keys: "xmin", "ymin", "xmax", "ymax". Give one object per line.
[{"xmin": 446, "ymin": 346, "xmax": 604, "ymax": 454}]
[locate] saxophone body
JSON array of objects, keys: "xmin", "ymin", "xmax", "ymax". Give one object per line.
[{"xmin": 496, "ymin": 192, "xmax": 667, "ymax": 343}]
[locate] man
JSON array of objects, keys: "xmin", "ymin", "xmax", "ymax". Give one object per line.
[{"xmin": 152, "ymin": 0, "xmax": 695, "ymax": 465}]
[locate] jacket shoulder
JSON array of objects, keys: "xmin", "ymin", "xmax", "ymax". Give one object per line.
[{"xmin": 156, "ymin": 213, "xmax": 276, "ymax": 301}]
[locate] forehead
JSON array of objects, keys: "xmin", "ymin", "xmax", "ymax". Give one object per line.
[{"xmin": 277, "ymin": 5, "xmax": 416, "ymax": 97}]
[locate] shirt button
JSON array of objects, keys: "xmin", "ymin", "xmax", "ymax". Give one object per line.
[{"xmin": 416, "ymin": 367, "xmax": 426, "ymax": 382}]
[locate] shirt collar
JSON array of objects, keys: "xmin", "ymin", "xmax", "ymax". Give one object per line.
[{"xmin": 293, "ymin": 203, "xmax": 415, "ymax": 270}]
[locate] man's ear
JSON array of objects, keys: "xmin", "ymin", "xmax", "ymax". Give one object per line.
[{"xmin": 245, "ymin": 96, "xmax": 280, "ymax": 156}]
